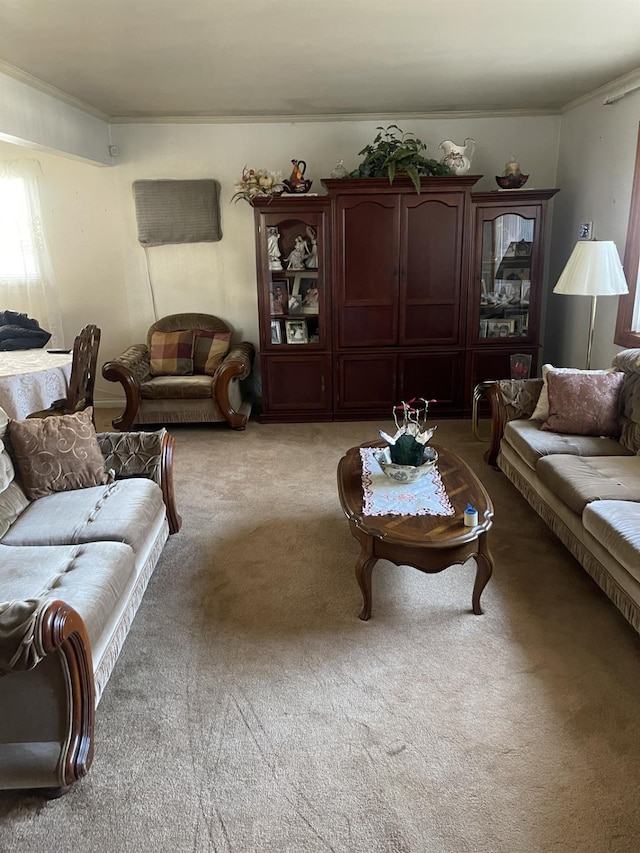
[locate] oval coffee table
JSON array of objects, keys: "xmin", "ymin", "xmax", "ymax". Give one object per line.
[{"xmin": 337, "ymin": 441, "xmax": 494, "ymax": 620}]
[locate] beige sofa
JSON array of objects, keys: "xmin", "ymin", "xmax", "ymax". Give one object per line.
[
  {"xmin": 0, "ymin": 408, "xmax": 181, "ymax": 794},
  {"xmin": 487, "ymin": 348, "xmax": 640, "ymax": 634}
]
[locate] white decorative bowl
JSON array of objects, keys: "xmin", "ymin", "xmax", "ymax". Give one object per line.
[{"xmin": 373, "ymin": 446, "xmax": 438, "ymax": 483}]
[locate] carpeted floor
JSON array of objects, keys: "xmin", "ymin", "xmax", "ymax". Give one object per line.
[{"xmin": 1, "ymin": 413, "xmax": 640, "ymax": 853}]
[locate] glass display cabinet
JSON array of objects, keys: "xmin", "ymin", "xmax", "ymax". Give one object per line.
[
  {"xmin": 468, "ymin": 189, "xmax": 559, "ymax": 404},
  {"xmin": 252, "ymin": 196, "xmax": 332, "ymax": 422}
]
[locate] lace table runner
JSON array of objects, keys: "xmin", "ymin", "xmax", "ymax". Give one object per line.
[{"xmin": 360, "ymin": 447, "xmax": 455, "ymax": 517}]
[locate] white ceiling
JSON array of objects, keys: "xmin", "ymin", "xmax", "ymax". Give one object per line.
[{"xmin": 1, "ymin": 0, "xmax": 640, "ymax": 121}]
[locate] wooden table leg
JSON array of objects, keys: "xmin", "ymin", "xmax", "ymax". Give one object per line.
[
  {"xmin": 472, "ymin": 531, "xmax": 494, "ymax": 615},
  {"xmin": 355, "ymin": 540, "xmax": 377, "ymax": 621}
]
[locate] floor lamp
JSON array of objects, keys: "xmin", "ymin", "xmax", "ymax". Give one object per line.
[{"xmin": 553, "ymin": 240, "xmax": 628, "ymax": 369}]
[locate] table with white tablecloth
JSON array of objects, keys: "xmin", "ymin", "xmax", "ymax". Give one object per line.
[{"xmin": 0, "ymin": 349, "xmax": 73, "ymax": 420}]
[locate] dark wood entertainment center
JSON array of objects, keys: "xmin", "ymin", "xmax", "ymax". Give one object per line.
[{"xmin": 253, "ymin": 177, "xmax": 558, "ymax": 422}]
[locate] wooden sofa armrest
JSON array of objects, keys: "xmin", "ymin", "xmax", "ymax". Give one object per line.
[
  {"xmin": 102, "ymin": 344, "xmax": 151, "ymax": 430},
  {"xmin": 485, "ymin": 378, "xmax": 544, "ymax": 466},
  {"xmin": 214, "ymin": 341, "xmax": 255, "ymax": 430},
  {"xmin": 96, "ymin": 428, "xmax": 182, "ymax": 533},
  {"xmin": 0, "ymin": 599, "xmax": 95, "ymax": 795}
]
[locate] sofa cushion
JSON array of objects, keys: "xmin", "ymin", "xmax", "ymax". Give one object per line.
[
  {"xmin": 503, "ymin": 419, "xmax": 631, "ymax": 472},
  {"xmin": 140, "ymin": 374, "xmax": 214, "ymax": 400},
  {"xmin": 149, "ymin": 329, "xmax": 195, "ymax": 377},
  {"xmin": 0, "ymin": 482, "xmax": 30, "ymax": 539},
  {"xmin": 8, "ymin": 408, "xmax": 110, "ymax": 500},
  {"xmin": 0, "ymin": 406, "xmax": 29, "ymax": 537},
  {"xmin": 1, "ymin": 478, "xmax": 165, "ymax": 556},
  {"xmin": 536, "ymin": 455, "xmax": 640, "ymax": 514},
  {"xmin": 0, "ymin": 541, "xmax": 135, "ymax": 651},
  {"xmin": 530, "ymin": 365, "xmax": 614, "ymax": 421},
  {"xmin": 541, "ymin": 371, "xmax": 625, "ymax": 436},
  {"xmin": 582, "ymin": 500, "xmax": 640, "ymax": 584},
  {"xmin": 193, "ymin": 330, "xmax": 231, "ymax": 375}
]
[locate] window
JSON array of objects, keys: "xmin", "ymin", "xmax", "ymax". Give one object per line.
[
  {"xmin": 0, "ymin": 177, "xmax": 39, "ymax": 283},
  {"xmin": 0, "ymin": 159, "xmax": 63, "ymax": 345},
  {"xmin": 615, "ymin": 123, "xmax": 640, "ymax": 347}
]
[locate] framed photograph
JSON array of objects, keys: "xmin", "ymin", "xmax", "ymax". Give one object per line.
[
  {"xmin": 510, "ymin": 353, "xmax": 532, "ymax": 380},
  {"xmin": 578, "ymin": 222, "xmax": 593, "ymax": 240},
  {"xmin": 479, "ymin": 318, "xmax": 489, "ymax": 339},
  {"xmin": 516, "ymin": 240, "xmax": 532, "ymax": 257},
  {"xmin": 504, "ymin": 242, "xmax": 517, "ymax": 258},
  {"xmin": 270, "ymin": 320, "xmax": 282, "ymax": 344},
  {"xmin": 270, "ymin": 279, "xmax": 288, "ymax": 316},
  {"xmin": 285, "ymin": 319, "xmax": 309, "ymax": 344},
  {"xmin": 521, "ymin": 281, "xmax": 531, "ymax": 303},
  {"xmin": 299, "ymin": 277, "xmax": 319, "ymax": 313},
  {"xmin": 487, "ymin": 319, "xmax": 515, "ymax": 338}
]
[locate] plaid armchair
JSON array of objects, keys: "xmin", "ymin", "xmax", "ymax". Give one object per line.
[{"xmin": 102, "ymin": 313, "xmax": 254, "ymax": 430}]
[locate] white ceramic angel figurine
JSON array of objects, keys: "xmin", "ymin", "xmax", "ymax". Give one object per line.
[
  {"xmin": 267, "ymin": 226, "xmax": 283, "ymax": 270},
  {"xmin": 305, "ymin": 226, "xmax": 318, "ymax": 269},
  {"xmin": 286, "ymin": 235, "xmax": 309, "ymax": 270}
]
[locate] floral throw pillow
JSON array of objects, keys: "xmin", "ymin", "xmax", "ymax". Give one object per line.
[
  {"xmin": 192, "ymin": 330, "xmax": 231, "ymax": 376},
  {"xmin": 9, "ymin": 408, "xmax": 110, "ymax": 499},
  {"xmin": 529, "ymin": 364, "xmax": 613, "ymax": 421},
  {"xmin": 541, "ymin": 371, "xmax": 625, "ymax": 437},
  {"xmin": 149, "ymin": 330, "xmax": 195, "ymax": 377}
]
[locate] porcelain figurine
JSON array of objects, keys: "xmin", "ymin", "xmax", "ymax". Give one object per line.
[
  {"xmin": 438, "ymin": 138, "xmax": 476, "ymax": 175},
  {"xmin": 267, "ymin": 226, "xmax": 283, "ymax": 270}
]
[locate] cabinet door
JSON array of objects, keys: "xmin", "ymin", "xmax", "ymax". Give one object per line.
[
  {"xmin": 400, "ymin": 193, "xmax": 465, "ymax": 346},
  {"xmin": 261, "ymin": 354, "xmax": 332, "ymax": 420},
  {"xmin": 472, "ymin": 205, "xmax": 542, "ymax": 347},
  {"xmin": 335, "ymin": 352, "xmax": 397, "ymax": 416},
  {"xmin": 335, "ymin": 195, "xmax": 400, "ymax": 347},
  {"xmin": 398, "ymin": 350, "xmax": 465, "ymax": 415},
  {"xmin": 254, "ymin": 200, "xmax": 329, "ymax": 354}
]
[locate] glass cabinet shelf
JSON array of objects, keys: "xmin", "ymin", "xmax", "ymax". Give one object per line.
[{"xmin": 478, "ymin": 218, "xmax": 534, "ymax": 340}]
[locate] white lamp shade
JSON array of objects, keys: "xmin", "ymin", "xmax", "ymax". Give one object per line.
[{"xmin": 553, "ymin": 240, "xmax": 629, "ymax": 296}]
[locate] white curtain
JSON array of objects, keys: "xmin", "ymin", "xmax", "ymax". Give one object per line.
[
  {"xmin": 0, "ymin": 159, "xmax": 64, "ymax": 346},
  {"xmin": 632, "ymin": 266, "xmax": 640, "ymax": 332},
  {"xmin": 494, "ymin": 214, "xmax": 534, "ymax": 265}
]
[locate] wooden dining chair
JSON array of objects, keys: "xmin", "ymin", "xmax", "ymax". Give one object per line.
[{"xmin": 28, "ymin": 324, "xmax": 101, "ymax": 423}]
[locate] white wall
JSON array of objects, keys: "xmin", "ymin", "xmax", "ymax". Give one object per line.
[
  {"xmin": 544, "ymin": 90, "xmax": 640, "ymax": 368},
  {"xmin": 0, "ymin": 70, "xmax": 111, "ymax": 165}
]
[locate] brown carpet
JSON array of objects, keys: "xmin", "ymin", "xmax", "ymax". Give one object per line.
[{"xmin": 1, "ymin": 414, "xmax": 640, "ymax": 853}]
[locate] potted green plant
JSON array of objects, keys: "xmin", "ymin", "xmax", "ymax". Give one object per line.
[{"xmin": 349, "ymin": 125, "xmax": 454, "ymax": 192}]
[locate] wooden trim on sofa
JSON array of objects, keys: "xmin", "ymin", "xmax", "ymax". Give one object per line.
[
  {"xmin": 160, "ymin": 430, "xmax": 182, "ymax": 534},
  {"xmin": 40, "ymin": 600, "xmax": 95, "ymax": 796},
  {"xmin": 101, "ymin": 361, "xmax": 140, "ymax": 431},
  {"xmin": 214, "ymin": 342, "xmax": 255, "ymax": 430},
  {"xmin": 485, "ymin": 382, "xmax": 506, "ymax": 467}
]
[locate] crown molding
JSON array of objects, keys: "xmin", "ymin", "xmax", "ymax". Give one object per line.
[
  {"xmin": 0, "ymin": 58, "xmax": 110, "ymax": 123},
  {"xmin": 108, "ymin": 107, "xmax": 562, "ymax": 125},
  {"xmin": 562, "ymin": 65, "xmax": 640, "ymax": 112}
]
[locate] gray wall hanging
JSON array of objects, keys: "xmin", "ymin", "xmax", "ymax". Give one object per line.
[{"xmin": 133, "ymin": 179, "xmax": 222, "ymax": 246}]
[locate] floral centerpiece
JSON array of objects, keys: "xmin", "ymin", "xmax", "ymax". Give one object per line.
[
  {"xmin": 374, "ymin": 398, "xmax": 438, "ymax": 482},
  {"xmin": 231, "ymin": 167, "xmax": 285, "ymax": 204}
]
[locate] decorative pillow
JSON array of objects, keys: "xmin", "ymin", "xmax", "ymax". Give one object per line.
[
  {"xmin": 8, "ymin": 408, "xmax": 110, "ymax": 500},
  {"xmin": 541, "ymin": 371, "xmax": 625, "ymax": 436},
  {"xmin": 192, "ymin": 330, "xmax": 231, "ymax": 376},
  {"xmin": 149, "ymin": 330, "xmax": 195, "ymax": 377},
  {"xmin": 530, "ymin": 364, "xmax": 614, "ymax": 421}
]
